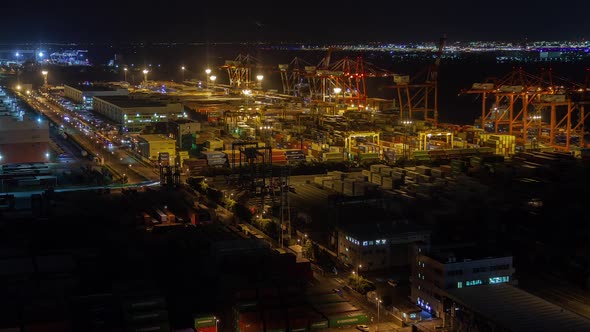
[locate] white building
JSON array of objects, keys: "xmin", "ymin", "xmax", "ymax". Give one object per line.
[
  {"xmin": 92, "ymin": 95, "xmax": 186, "ymax": 133},
  {"xmin": 64, "ymin": 84, "xmax": 129, "ymax": 105},
  {"xmin": 410, "ymin": 244, "xmax": 515, "ymax": 318},
  {"xmin": 337, "ymin": 220, "xmax": 431, "ymax": 272}
]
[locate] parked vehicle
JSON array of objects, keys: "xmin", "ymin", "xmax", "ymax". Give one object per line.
[{"xmin": 356, "ymin": 324, "xmax": 370, "ymax": 332}]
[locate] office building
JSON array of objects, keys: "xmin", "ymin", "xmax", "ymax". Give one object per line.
[
  {"xmin": 410, "ymin": 244, "xmax": 514, "ymax": 318},
  {"xmin": 337, "ymin": 220, "xmax": 430, "ymax": 272},
  {"xmin": 136, "ymin": 134, "xmax": 176, "ymax": 164}
]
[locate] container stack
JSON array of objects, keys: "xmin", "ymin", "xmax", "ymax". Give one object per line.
[
  {"xmin": 123, "ymin": 296, "xmax": 169, "ymax": 332},
  {"xmin": 412, "ymin": 150, "xmax": 430, "ymax": 161},
  {"xmin": 343, "ymin": 179, "xmax": 366, "ymax": 196},
  {"xmin": 484, "ymin": 134, "xmax": 516, "ymax": 156},
  {"xmin": 271, "ymin": 149, "xmax": 288, "ymax": 165},
  {"xmin": 183, "ymin": 158, "xmax": 208, "ymax": 176},
  {"xmin": 357, "ymin": 152, "xmax": 379, "ymax": 162},
  {"xmin": 322, "ymin": 152, "xmax": 344, "ymax": 162},
  {"xmin": 177, "ymin": 150, "xmax": 189, "ymax": 168},
  {"xmin": 450, "ymin": 160, "xmax": 467, "ymax": 175},
  {"xmin": 381, "ymin": 176, "xmax": 393, "ymax": 190},
  {"xmin": 193, "ymin": 314, "xmax": 218, "ymax": 332},
  {"xmin": 313, "ymin": 176, "xmax": 333, "ymax": 187},
  {"xmin": 202, "ymin": 151, "xmax": 227, "ymax": 167},
  {"xmin": 285, "ymin": 150, "xmax": 306, "ymax": 164}
]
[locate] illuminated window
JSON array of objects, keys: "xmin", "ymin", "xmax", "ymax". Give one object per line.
[
  {"xmin": 466, "ymin": 279, "xmax": 483, "ymax": 287},
  {"xmin": 489, "ymin": 276, "xmax": 510, "ymax": 284},
  {"xmin": 457, "ymin": 282, "xmax": 463, "ymax": 289},
  {"xmin": 376, "ymin": 240, "xmax": 381, "ymax": 245},
  {"xmin": 362, "ymin": 241, "xmax": 368, "ymax": 246}
]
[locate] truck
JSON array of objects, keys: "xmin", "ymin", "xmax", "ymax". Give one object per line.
[{"xmin": 154, "ymin": 209, "xmax": 168, "ymax": 223}]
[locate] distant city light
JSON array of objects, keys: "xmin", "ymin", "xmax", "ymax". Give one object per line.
[{"xmin": 38, "ymin": 52, "xmax": 44, "ymax": 57}]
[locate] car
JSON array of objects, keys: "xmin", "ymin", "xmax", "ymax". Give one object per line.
[
  {"xmin": 356, "ymin": 325, "xmax": 370, "ymax": 332},
  {"xmin": 332, "ymin": 288, "xmax": 343, "ymax": 295},
  {"xmin": 387, "ymin": 279, "xmax": 398, "ymax": 287}
]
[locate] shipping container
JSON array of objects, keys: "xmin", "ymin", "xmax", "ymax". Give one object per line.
[
  {"xmin": 125, "ymin": 309, "xmax": 169, "ymax": 325},
  {"xmin": 325, "ymin": 310, "xmax": 368, "ymax": 328},
  {"xmin": 128, "ymin": 322, "xmax": 171, "ymax": 332},
  {"xmin": 194, "ymin": 315, "xmax": 218, "ymax": 328},
  {"xmin": 196, "ymin": 325, "xmax": 217, "ymax": 332},
  {"xmin": 123, "ymin": 297, "xmax": 167, "ymax": 312}
]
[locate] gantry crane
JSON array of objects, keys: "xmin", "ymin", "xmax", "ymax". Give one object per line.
[
  {"xmin": 462, "ymin": 67, "xmax": 590, "ymax": 150},
  {"xmin": 389, "ymin": 35, "xmax": 447, "ymax": 125},
  {"xmin": 220, "ymin": 54, "xmax": 265, "ymax": 89},
  {"xmin": 279, "ymin": 57, "xmax": 312, "ymax": 96},
  {"xmin": 305, "ymin": 48, "xmax": 395, "ymax": 109}
]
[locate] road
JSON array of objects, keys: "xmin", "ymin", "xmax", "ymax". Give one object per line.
[{"xmin": 18, "ymin": 91, "xmax": 159, "ymax": 183}]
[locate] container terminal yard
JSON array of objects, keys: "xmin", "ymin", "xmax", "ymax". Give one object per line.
[{"xmin": 2, "ymin": 45, "xmax": 590, "ymax": 332}]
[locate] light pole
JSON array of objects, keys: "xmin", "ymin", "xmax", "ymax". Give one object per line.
[
  {"xmin": 375, "ymin": 296, "xmax": 381, "ymax": 332},
  {"xmin": 215, "ymin": 317, "xmax": 219, "ymax": 332},
  {"xmin": 41, "ymin": 70, "xmax": 48, "ymax": 89},
  {"xmin": 210, "ymin": 75, "xmax": 216, "ymax": 91},
  {"xmin": 205, "ymin": 68, "xmax": 211, "ymax": 89},
  {"xmin": 333, "ymin": 87, "xmax": 342, "ymax": 103},
  {"xmin": 142, "ymin": 69, "xmax": 149, "ymax": 85},
  {"xmin": 123, "ymin": 67, "xmax": 128, "ymax": 82},
  {"xmin": 256, "ymin": 74, "xmax": 264, "ymax": 90},
  {"xmin": 181, "ymin": 66, "xmax": 185, "ymax": 82}
]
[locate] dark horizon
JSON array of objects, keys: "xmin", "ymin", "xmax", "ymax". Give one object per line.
[{"xmin": 1, "ymin": 1, "xmax": 589, "ymax": 43}]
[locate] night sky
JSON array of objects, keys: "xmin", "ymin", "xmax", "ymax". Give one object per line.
[{"xmin": 1, "ymin": 0, "xmax": 589, "ymax": 43}]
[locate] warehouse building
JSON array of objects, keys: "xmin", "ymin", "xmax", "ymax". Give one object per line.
[
  {"xmin": 92, "ymin": 95, "xmax": 186, "ymax": 133},
  {"xmin": 0, "ymin": 117, "xmax": 50, "ymax": 164},
  {"xmin": 64, "ymin": 84, "xmax": 129, "ymax": 105},
  {"xmin": 446, "ymin": 283, "xmax": 590, "ymax": 331},
  {"xmin": 337, "ymin": 220, "xmax": 430, "ymax": 272},
  {"xmin": 410, "ymin": 244, "xmax": 515, "ymax": 318},
  {"xmin": 136, "ymin": 134, "xmax": 176, "ymax": 164}
]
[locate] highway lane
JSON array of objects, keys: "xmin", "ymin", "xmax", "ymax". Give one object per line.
[{"xmin": 19, "ymin": 91, "xmax": 159, "ymax": 183}]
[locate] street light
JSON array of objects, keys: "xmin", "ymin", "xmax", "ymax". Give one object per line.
[
  {"xmin": 210, "ymin": 75, "xmax": 216, "ymax": 89},
  {"xmin": 123, "ymin": 67, "xmax": 128, "ymax": 82},
  {"xmin": 375, "ymin": 296, "xmax": 382, "ymax": 332},
  {"xmin": 205, "ymin": 68, "xmax": 211, "ymax": 89},
  {"xmin": 41, "ymin": 70, "xmax": 48, "ymax": 88},
  {"xmin": 215, "ymin": 317, "xmax": 219, "ymax": 332},
  {"xmin": 256, "ymin": 74, "xmax": 264, "ymax": 89},
  {"xmin": 142, "ymin": 69, "xmax": 149, "ymax": 85},
  {"xmin": 181, "ymin": 66, "xmax": 185, "ymax": 82}
]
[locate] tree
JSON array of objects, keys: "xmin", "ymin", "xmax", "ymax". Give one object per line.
[{"xmin": 303, "ymin": 240, "xmax": 314, "ymax": 260}]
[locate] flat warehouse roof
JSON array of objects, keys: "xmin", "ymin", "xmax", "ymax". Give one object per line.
[
  {"xmin": 447, "ymin": 284, "xmax": 590, "ymax": 331},
  {"xmin": 94, "ymin": 96, "xmax": 168, "ymax": 108}
]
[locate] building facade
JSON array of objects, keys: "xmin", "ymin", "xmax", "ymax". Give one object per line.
[
  {"xmin": 337, "ymin": 221, "xmax": 431, "ymax": 272},
  {"xmin": 136, "ymin": 134, "xmax": 176, "ymax": 164},
  {"xmin": 92, "ymin": 96, "xmax": 186, "ymax": 133},
  {"xmin": 410, "ymin": 245, "xmax": 515, "ymax": 318},
  {"xmin": 64, "ymin": 84, "xmax": 129, "ymax": 105},
  {"xmin": 0, "ymin": 117, "xmax": 50, "ymax": 164}
]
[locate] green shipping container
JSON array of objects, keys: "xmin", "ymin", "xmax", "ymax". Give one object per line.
[
  {"xmin": 309, "ymin": 318, "xmax": 329, "ymax": 330},
  {"xmin": 326, "ymin": 310, "xmax": 368, "ymax": 328},
  {"xmin": 194, "ymin": 315, "xmax": 217, "ymax": 328}
]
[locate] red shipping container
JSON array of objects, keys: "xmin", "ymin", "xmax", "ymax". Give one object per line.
[{"xmin": 196, "ymin": 325, "xmax": 217, "ymax": 332}]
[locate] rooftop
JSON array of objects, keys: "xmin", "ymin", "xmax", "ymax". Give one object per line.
[
  {"xmin": 94, "ymin": 95, "xmax": 169, "ymax": 108},
  {"xmin": 137, "ymin": 134, "xmax": 175, "ymax": 142},
  {"xmin": 426, "ymin": 244, "xmax": 512, "ymax": 264},
  {"xmin": 447, "ymin": 283, "xmax": 590, "ymax": 331},
  {"xmin": 65, "ymin": 84, "xmax": 121, "ymax": 92},
  {"xmin": 338, "ymin": 220, "xmax": 428, "ymax": 240}
]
